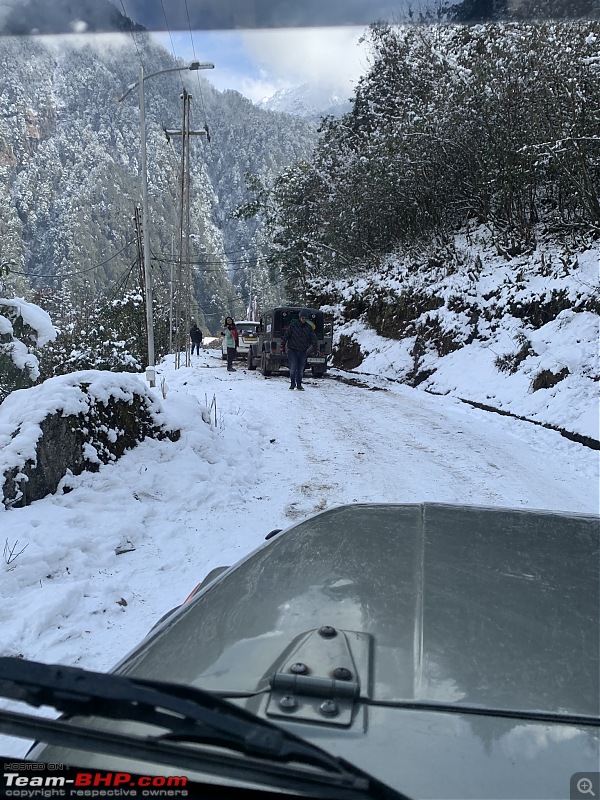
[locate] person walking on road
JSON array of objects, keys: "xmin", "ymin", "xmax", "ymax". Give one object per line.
[
  {"xmin": 282, "ymin": 308, "xmax": 319, "ymax": 390},
  {"xmin": 190, "ymin": 323, "xmax": 203, "ymax": 355},
  {"xmin": 223, "ymin": 317, "xmax": 238, "ymax": 372}
]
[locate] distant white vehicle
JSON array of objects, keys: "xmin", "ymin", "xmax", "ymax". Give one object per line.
[{"xmin": 221, "ymin": 320, "xmax": 261, "ymax": 360}]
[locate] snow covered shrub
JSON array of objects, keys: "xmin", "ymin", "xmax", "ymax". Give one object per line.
[
  {"xmin": 531, "ymin": 367, "xmax": 570, "ymax": 391},
  {"xmin": 494, "ymin": 333, "xmax": 536, "ymax": 374},
  {"xmin": 37, "ymin": 291, "xmax": 170, "ymax": 379},
  {"xmin": 0, "ymin": 297, "xmax": 57, "ymax": 402}
]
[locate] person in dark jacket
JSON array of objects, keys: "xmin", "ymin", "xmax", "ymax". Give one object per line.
[
  {"xmin": 190, "ymin": 323, "xmax": 202, "ymax": 355},
  {"xmin": 282, "ymin": 308, "xmax": 319, "ymax": 390}
]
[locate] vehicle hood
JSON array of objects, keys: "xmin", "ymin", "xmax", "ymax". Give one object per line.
[
  {"xmin": 40, "ymin": 503, "xmax": 600, "ymax": 798},
  {"xmin": 125, "ymin": 503, "xmax": 598, "ymax": 717}
]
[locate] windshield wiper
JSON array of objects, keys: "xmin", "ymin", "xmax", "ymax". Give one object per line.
[{"xmin": 0, "ymin": 658, "xmax": 407, "ymax": 800}]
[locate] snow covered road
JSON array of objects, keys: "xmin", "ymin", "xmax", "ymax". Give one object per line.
[
  {"xmin": 0, "ymin": 350, "xmax": 597, "ymax": 756},
  {"xmin": 229, "ymin": 362, "xmax": 596, "ymax": 517}
]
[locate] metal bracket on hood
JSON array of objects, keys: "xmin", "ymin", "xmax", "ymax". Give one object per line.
[{"xmin": 266, "ymin": 626, "xmax": 371, "ymax": 727}]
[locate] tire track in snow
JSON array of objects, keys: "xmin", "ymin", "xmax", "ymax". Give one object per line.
[{"xmin": 269, "ymin": 374, "xmax": 596, "ymax": 515}]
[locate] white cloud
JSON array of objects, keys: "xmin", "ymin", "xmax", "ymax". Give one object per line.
[
  {"xmin": 205, "ymin": 66, "xmax": 282, "ymax": 104},
  {"xmin": 241, "ymin": 27, "xmax": 368, "ymax": 96},
  {"xmin": 152, "ymin": 27, "xmax": 370, "ymax": 102},
  {"xmin": 39, "ymin": 31, "xmax": 135, "ymax": 55}
]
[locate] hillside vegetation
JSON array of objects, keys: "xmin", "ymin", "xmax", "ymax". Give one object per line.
[
  {"xmin": 245, "ymin": 21, "xmax": 599, "ymax": 439},
  {"xmin": 1, "ymin": 20, "xmax": 598, "ymax": 435},
  {"xmin": 0, "ymin": 32, "xmax": 313, "ymax": 333},
  {"xmin": 261, "ymin": 22, "xmax": 598, "ymax": 289}
]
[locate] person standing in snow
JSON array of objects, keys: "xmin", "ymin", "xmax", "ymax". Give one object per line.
[
  {"xmin": 190, "ymin": 323, "xmax": 202, "ymax": 355},
  {"xmin": 223, "ymin": 316, "xmax": 238, "ymax": 372},
  {"xmin": 282, "ymin": 308, "xmax": 319, "ymax": 391}
]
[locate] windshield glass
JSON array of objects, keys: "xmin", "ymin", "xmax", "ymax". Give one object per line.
[
  {"xmin": 237, "ymin": 324, "xmax": 260, "ymax": 336},
  {"xmin": 0, "ymin": 2, "xmax": 598, "ymax": 798}
]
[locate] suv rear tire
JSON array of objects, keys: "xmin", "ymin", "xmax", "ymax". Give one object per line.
[{"xmin": 261, "ymin": 352, "xmax": 272, "ymax": 377}]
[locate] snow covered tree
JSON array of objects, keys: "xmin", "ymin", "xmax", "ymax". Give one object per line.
[
  {"xmin": 0, "ymin": 293, "xmax": 57, "ymax": 402},
  {"xmin": 36, "ymin": 289, "xmax": 173, "ymax": 378},
  {"xmin": 266, "ymin": 20, "xmax": 600, "ymax": 296}
]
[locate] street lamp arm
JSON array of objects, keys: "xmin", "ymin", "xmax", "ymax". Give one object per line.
[{"xmin": 118, "ymin": 61, "xmax": 215, "ymax": 102}]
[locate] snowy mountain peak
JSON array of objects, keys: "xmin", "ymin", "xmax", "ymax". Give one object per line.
[{"xmin": 258, "ymin": 83, "xmax": 352, "ymax": 119}]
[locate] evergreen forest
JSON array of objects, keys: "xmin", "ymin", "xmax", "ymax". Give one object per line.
[
  {"xmin": 251, "ymin": 22, "xmax": 599, "ymax": 301},
  {"xmin": 1, "ymin": 19, "xmax": 599, "ymax": 401}
]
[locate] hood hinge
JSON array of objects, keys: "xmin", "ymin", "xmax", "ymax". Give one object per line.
[{"xmin": 266, "ymin": 626, "xmax": 371, "ymax": 727}]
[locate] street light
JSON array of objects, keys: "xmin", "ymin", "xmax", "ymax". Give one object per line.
[{"xmin": 119, "ymin": 61, "xmax": 214, "ymax": 386}]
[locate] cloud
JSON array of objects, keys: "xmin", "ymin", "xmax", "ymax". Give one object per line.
[
  {"xmin": 241, "ymin": 27, "xmax": 368, "ymax": 95},
  {"xmin": 151, "ymin": 26, "xmax": 369, "ymax": 103},
  {"xmin": 209, "ymin": 67, "xmax": 281, "ymax": 104}
]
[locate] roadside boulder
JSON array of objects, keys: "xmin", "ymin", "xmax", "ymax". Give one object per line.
[{"xmin": 0, "ymin": 370, "xmax": 179, "ymax": 508}]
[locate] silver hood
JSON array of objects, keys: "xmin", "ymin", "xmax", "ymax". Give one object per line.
[{"xmin": 41, "ymin": 503, "xmax": 600, "ymax": 798}]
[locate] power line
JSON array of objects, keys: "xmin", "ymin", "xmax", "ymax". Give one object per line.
[
  {"xmin": 152, "ymin": 255, "xmax": 274, "ymax": 271},
  {"xmin": 10, "ymin": 240, "xmax": 137, "ymax": 279},
  {"xmin": 118, "ymin": 0, "xmax": 146, "ymax": 70},
  {"xmin": 183, "ymin": 0, "xmax": 210, "ymax": 133},
  {"xmin": 107, "ymin": 259, "xmax": 140, "ymax": 302},
  {"xmin": 158, "ymin": 0, "xmax": 182, "ymax": 81}
]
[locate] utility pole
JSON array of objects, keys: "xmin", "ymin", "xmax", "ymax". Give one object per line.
[
  {"xmin": 118, "ymin": 60, "xmax": 214, "ymax": 385},
  {"xmin": 134, "ymin": 206, "xmax": 145, "ymax": 293},
  {"xmin": 133, "ymin": 207, "xmax": 148, "ymax": 346},
  {"xmin": 138, "ymin": 67, "xmax": 156, "ymax": 385},
  {"xmin": 169, "ymin": 233, "xmax": 174, "ymax": 354},
  {"xmin": 165, "ymin": 89, "xmax": 210, "ymax": 369},
  {"xmin": 247, "ymin": 266, "xmax": 253, "ymax": 320}
]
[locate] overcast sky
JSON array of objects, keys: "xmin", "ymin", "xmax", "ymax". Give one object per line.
[
  {"xmin": 0, "ymin": 0, "xmax": 407, "ymax": 103},
  {"xmin": 152, "ymin": 27, "xmax": 370, "ymax": 102}
]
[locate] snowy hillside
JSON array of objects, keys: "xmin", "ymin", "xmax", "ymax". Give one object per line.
[
  {"xmin": 317, "ymin": 227, "xmax": 599, "ymax": 445},
  {"xmin": 0, "ymin": 34, "xmax": 314, "ymax": 328}
]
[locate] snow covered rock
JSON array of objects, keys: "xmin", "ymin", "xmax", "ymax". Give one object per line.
[{"xmin": 0, "ymin": 371, "xmax": 179, "ymax": 508}]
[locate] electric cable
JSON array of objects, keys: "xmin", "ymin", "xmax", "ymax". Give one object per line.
[
  {"xmin": 158, "ymin": 0, "xmax": 183, "ymax": 88},
  {"xmin": 106, "ymin": 259, "xmax": 140, "ymax": 303},
  {"xmin": 118, "ymin": 0, "xmax": 146, "ymax": 70},
  {"xmin": 183, "ymin": 0, "xmax": 210, "ymax": 137},
  {"xmin": 10, "ymin": 240, "xmax": 137, "ymax": 280}
]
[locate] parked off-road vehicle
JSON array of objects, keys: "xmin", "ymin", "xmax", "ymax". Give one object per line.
[{"xmin": 247, "ymin": 307, "xmax": 333, "ymax": 378}]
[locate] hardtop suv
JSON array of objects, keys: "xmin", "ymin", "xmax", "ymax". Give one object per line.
[
  {"xmin": 8, "ymin": 503, "xmax": 599, "ymax": 800},
  {"xmin": 247, "ymin": 306, "xmax": 333, "ymax": 377}
]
